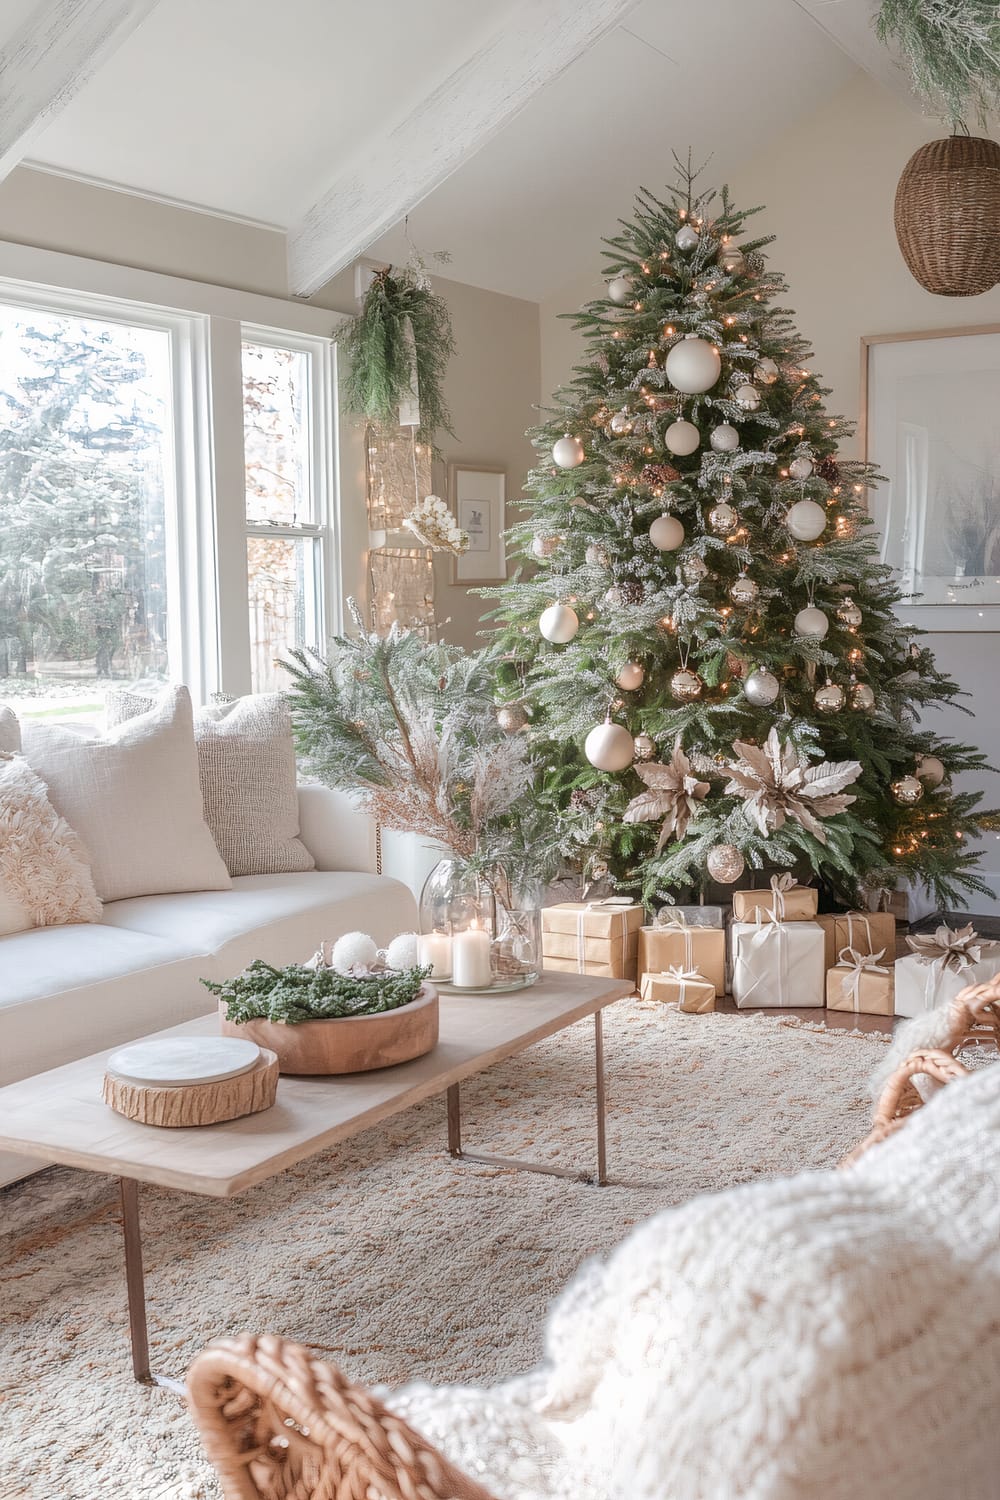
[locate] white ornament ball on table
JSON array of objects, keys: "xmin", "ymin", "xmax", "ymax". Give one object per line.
[
  {"xmin": 789, "ymin": 456, "xmax": 814, "ymax": 481},
  {"xmin": 584, "ymin": 721, "xmax": 635, "ymax": 772},
  {"xmin": 849, "ymin": 681, "xmax": 876, "ymax": 712},
  {"xmin": 552, "ymin": 434, "xmax": 585, "ymax": 469},
  {"xmin": 916, "ymin": 753, "xmax": 946, "ymax": 786},
  {"xmin": 730, "ymin": 573, "xmax": 759, "ymax": 606},
  {"xmin": 633, "ymin": 732, "xmax": 656, "ymax": 761},
  {"xmin": 649, "ymin": 513, "xmax": 685, "ymax": 551},
  {"xmin": 706, "ymin": 843, "xmax": 746, "ymax": 884},
  {"xmin": 609, "ymin": 409, "xmax": 633, "ymax": 436},
  {"xmin": 607, "ymin": 275, "xmax": 632, "ymax": 305},
  {"xmin": 675, "ymin": 224, "xmax": 700, "ymax": 251},
  {"xmin": 744, "ymin": 668, "xmax": 780, "ymax": 706},
  {"xmin": 385, "ymin": 932, "xmax": 421, "ymax": 971},
  {"xmin": 665, "ymin": 337, "xmax": 722, "ymax": 394},
  {"xmin": 331, "ymin": 931, "xmax": 379, "ymax": 976},
  {"xmin": 682, "ymin": 554, "xmax": 709, "ymax": 584},
  {"xmin": 794, "ymin": 605, "xmax": 829, "ymax": 639},
  {"xmin": 734, "ymin": 383, "xmax": 761, "ymax": 411},
  {"xmin": 670, "ymin": 667, "xmax": 704, "ymax": 702},
  {"xmin": 754, "ymin": 357, "xmax": 780, "ymax": 385},
  {"xmin": 616, "ymin": 660, "xmax": 645, "ymax": 691},
  {"xmin": 708, "ymin": 501, "xmax": 739, "ymax": 535},
  {"xmin": 665, "ymin": 419, "xmax": 701, "ymax": 456},
  {"xmin": 786, "ymin": 499, "xmax": 827, "ymax": 541},
  {"xmin": 814, "ymin": 680, "xmax": 845, "ymax": 714},
  {"xmin": 892, "ymin": 774, "xmax": 924, "ymax": 806},
  {"xmin": 539, "ymin": 602, "xmax": 579, "ymax": 644},
  {"xmin": 710, "ymin": 423, "xmax": 740, "ymax": 452}
]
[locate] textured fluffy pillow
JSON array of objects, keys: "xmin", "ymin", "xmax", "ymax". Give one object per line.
[
  {"xmin": 0, "ymin": 706, "xmax": 20, "ymax": 754},
  {"xmin": 21, "ymin": 686, "xmax": 231, "ymax": 903},
  {"xmin": 0, "ymin": 754, "xmax": 102, "ymax": 935},
  {"xmin": 106, "ymin": 690, "xmax": 314, "ymax": 878}
]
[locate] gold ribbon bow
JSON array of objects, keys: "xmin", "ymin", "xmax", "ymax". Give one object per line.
[{"xmin": 837, "ymin": 944, "xmax": 889, "ymax": 1011}]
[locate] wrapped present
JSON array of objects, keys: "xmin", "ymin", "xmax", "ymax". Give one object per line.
[
  {"xmin": 731, "ymin": 914, "xmax": 825, "ymax": 1009},
  {"xmin": 732, "ymin": 873, "xmax": 818, "ymax": 923},
  {"xmin": 816, "ymin": 910, "xmax": 897, "ymax": 972},
  {"xmin": 654, "ymin": 903, "xmax": 728, "ymax": 930},
  {"xmin": 826, "ymin": 945, "xmax": 894, "ymax": 1015},
  {"xmin": 542, "ymin": 898, "xmax": 643, "ymax": 981},
  {"xmin": 638, "ymin": 911, "xmax": 726, "ymax": 996},
  {"xmin": 640, "ymin": 966, "xmax": 716, "ymax": 1013},
  {"xmin": 894, "ymin": 922, "xmax": 1000, "ymax": 1019}
]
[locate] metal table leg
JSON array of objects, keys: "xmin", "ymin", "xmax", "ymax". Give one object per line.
[{"xmin": 119, "ymin": 1177, "xmax": 186, "ymax": 1394}]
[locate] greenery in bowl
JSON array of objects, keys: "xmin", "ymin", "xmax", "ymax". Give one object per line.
[{"xmin": 203, "ymin": 960, "xmax": 431, "ymax": 1027}]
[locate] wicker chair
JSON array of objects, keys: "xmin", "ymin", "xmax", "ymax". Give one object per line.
[{"xmin": 186, "ymin": 1333, "xmax": 494, "ymax": 1500}]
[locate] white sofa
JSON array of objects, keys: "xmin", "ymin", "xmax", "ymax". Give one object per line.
[{"xmin": 0, "ymin": 785, "xmax": 420, "ymax": 1188}]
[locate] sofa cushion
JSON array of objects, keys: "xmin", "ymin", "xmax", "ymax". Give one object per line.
[
  {"xmin": 0, "ymin": 706, "xmax": 19, "ymax": 752},
  {"xmin": 0, "ymin": 755, "xmax": 102, "ymax": 935}
]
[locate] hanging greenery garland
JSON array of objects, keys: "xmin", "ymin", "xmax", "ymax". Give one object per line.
[
  {"xmin": 875, "ymin": 0, "xmax": 1000, "ymax": 128},
  {"xmin": 339, "ymin": 264, "xmax": 456, "ymax": 447}
]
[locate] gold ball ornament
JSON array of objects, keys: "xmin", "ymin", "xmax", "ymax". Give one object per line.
[
  {"xmin": 706, "ymin": 843, "xmax": 746, "ymax": 884},
  {"xmin": 892, "ymin": 774, "xmax": 924, "ymax": 806},
  {"xmin": 552, "ymin": 434, "xmax": 585, "ymax": 469},
  {"xmin": 682, "ymin": 554, "xmax": 710, "ymax": 584},
  {"xmin": 585, "ymin": 542, "xmax": 610, "ymax": 568},
  {"xmin": 836, "ymin": 597, "xmax": 863, "ymax": 627},
  {"xmin": 609, "ymin": 408, "xmax": 633, "ymax": 436},
  {"xmin": 615, "ymin": 661, "xmax": 645, "ymax": 691},
  {"xmin": 718, "ymin": 245, "xmax": 746, "ymax": 275},
  {"xmin": 633, "ymin": 732, "xmax": 656, "ymax": 761},
  {"xmin": 814, "ymin": 680, "xmax": 845, "ymax": 714},
  {"xmin": 793, "ymin": 605, "xmax": 829, "ymax": 639},
  {"xmin": 849, "ymin": 681, "xmax": 876, "ymax": 711},
  {"xmin": 496, "ymin": 703, "xmax": 529, "ymax": 733},
  {"xmin": 734, "ymin": 383, "xmax": 761, "ymax": 411},
  {"xmin": 754, "ymin": 357, "xmax": 780, "ymax": 385},
  {"xmin": 670, "ymin": 667, "xmax": 704, "ymax": 702},
  {"xmin": 916, "ymin": 754, "xmax": 946, "ymax": 786},
  {"xmin": 708, "ymin": 502, "xmax": 739, "ymax": 536},
  {"xmin": 730, "ymin": 573, "xmax": 759, "ymax": 606}
]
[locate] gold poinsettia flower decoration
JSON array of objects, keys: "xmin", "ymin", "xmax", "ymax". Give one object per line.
[
  {"xmin": 723, "ymin": 727, "xmax": 861, "ymax": 845},
  {"xmin": 623, "ymin": 738, "xmax": 710, "ymax": 851}
]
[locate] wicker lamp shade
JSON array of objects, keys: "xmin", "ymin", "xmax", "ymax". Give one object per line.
[{"xmin": 894, "ymin": 136, "xmax": 1000, "ymax": 297}]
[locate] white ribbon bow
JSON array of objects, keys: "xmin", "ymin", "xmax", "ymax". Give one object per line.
[
  {"xmin": 767, "ymin": 872, "xmax": 799, "ymax": 920},
  {"xmin": 837, "ymin": 944, "xmax": 889, "ymax": 1011}
]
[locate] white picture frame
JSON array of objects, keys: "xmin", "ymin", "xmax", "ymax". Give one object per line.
[
  {"xmin": 862, "ymin": 325, "xmax": 1000, "ymax": 631},
  {"xmin": 448, "ymin": 462, "xmax": 507, "ymax": 584}
]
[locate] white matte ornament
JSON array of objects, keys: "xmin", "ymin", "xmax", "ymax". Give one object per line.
[
  {"xmin": 665, "ymin": 337, "xmax": 722, "ymax": 395},
  {"xmin": 539, "ymin": 603, "xmax": 579, "ymax": 644},
  {"xmin": 815, "ymin": 681, "xmax": 845, "ymax": 714},
  {"xmin": 585, "ymin": 721, "xmax": 635, "ymax": 772},
  {"xmin": 734, "ymin": 383, "xmax": 761, "ymax": 411},
  {"xmin": 744, "ymin": 668, "xmax": 780, "ymax": 706},
  {"xmin": 787, "ymin": 499, "xmax": 827, "ymax": 541},
  {"xmin": 675, "ymin": 224, "xmax": 699, "ymax": 251},
  {"xmin": 708, "ymin": 502, "xmax": 739, "ymax": 535},
  {"xmin": 706, "ymin": 843, "xmax": 746, "ymax": 884},
  {"xmin": 385, "ymin": 932, "xmax": 421, "ymax": 971},
  {"xmin": 916, "ymin": 754, "xmax": 946, "ymax": 786},
  {"xmin": 710, "ymin": 423, "xmax": 740, "ymax": 452},
  {"xmin": 616, "ymin": 661, "xmax": 645, "ymax": 691},
  {"xmin": 649, "ymin": 513, "xmax": 685, "ymax": 551},
  {"xmin": 552, "ymin": 434, "xmax": 585, "ymax": 469},
  {"xmin": 794, "ymin": 605, "xmax": 829, "ymax": 639},
  {"xmin": 331, "ymin": 931, "xmax": 379, "ymax": 975},
  {"xmin": 670, "ymin": 668, "xmax": 704, "ymax": 702},
  {"xmin": 789, "ymin": 456, "xmax": 814, "ymax": 481},
  {"xmin": 665, "ymin": 419, "xmax": 701, "ymax": 456},
  {"xmin": 755, "ymin": 358, "xmax": 779, "ymax": 385},
  {"xmin": 607, "ymin": 275, "xmax": 632, "ymax": 305}
]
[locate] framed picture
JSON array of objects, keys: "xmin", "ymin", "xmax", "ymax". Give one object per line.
[
  {"xmin": 448, "ymin": 462, "xmax": 507, "ymax": 584},
  {"xmin": 862, "ymin": 325, "xmax": 1000, "ymax": 630}
]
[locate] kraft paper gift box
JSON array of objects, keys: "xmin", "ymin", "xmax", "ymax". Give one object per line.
[
  {"xmin": 816, "ymin": 910, "xmax": 897, "ymax": 973},
  {"xmin": 826, "ymin": 947, "xmax": 895, "ymax": 1016},
  {"xmin": 730, "ymin": 916, "xmax": 826, "ymax": 1009},
  {"xmin": 640, "ymin": 968, "xmax": 716, "ymax": 1013},
  {"xmin": 637, "ymin": 920, "xmax": 726, "ymax": 997},
  {"xmin": 653, "ymin": 904, "xmax": 728, "ymax": 930},
  {"xmin": 542, "ymin": 899, "xmax": 644, "ymax": 981},
  {"xmin": 732, "ymin": 874, "xmax": 818, "ymax": 924},
  {"xmin": 893, "ymin": 923, "xmax": 1000, "ymax": 1019}
]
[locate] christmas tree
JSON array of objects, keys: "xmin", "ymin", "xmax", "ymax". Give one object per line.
[{"xmin": 488, "ymin": 161, "xmax": 996, "ymax": 912}]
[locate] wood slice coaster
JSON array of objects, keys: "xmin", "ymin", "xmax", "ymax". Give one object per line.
[{"xmin": 103, "ymin": 1049, "xmax": 279, "ymax": 1127}]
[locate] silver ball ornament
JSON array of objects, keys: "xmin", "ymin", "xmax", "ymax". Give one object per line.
[
  {"xmin": 836, "ymin": 597, "xmax": 863, "ymax": 627},
  {"xmin": 552, "ymin": 434, "xmax": 585, "ymax": 469},
  {"xmin": 734, "ymin": 383, "xmax": 761, "ymax": 411},
  {"xmin": 915, "ymin": 754, "xmax": 946, "ymax": 787},
  {"xmin": 744, "ymin": 668, "xmax": 780, "ymax": 706},
  {"xmin": 730, "ymin": 573, "xmax": 759, "ymax": 606},
  {"xmin": 664, "ymin": 419, "xmax": 701, "ymax": 456},
  {"xmin": 497, "ymin": 703, "xmax": 529, "ymax": 733},
  {"xmin": 892, "ymin": 774, "xmax": 924, "ymax": 806},
  {"xmin": 539, "ymin": 603, "xmax": 579, "ymax": 644},
  {"xmin": 649, "ymin": 513, "xmax": 685, "ymax": 551},
  {"xmin": 584, "ymin": 721, "xmax": 635, "ymax": 772},
  {"xmin": 789, "ymin": 456, "xmax": 814, "ymax": 481},
  {"xmin": 531, "ymin": 534, "xmax": 561, "ymax": 560},
  {"xmin": 675, "ymin": 224, "xmax": 699, "ymax": 251},
  {"xmin": 718, "ymin": 245, "xmax": 745, "ymax": 275},
  {"xmin": 710, "ymin": 423, "xmax": 740, "ymax": 452},
  {"xmin": 706, "ymin": 843, "xmax": 746, "ymax": 884},
  {"xmin": 849, "ymin": 681, "xmax": 876, "ymax": 712},
  {"xmin": 585, "ymin": 542, "xmax": 610, "ymax": 568},
  {"xmin": 786, "ymin": 499, "xmax": 827, "ymax": 542},
  {"xmin": 670, "ymin": 667, "xmax": 704, "ymax": 702},
  {"xmin": 682, "ymin": 554, "xmax": 710, "ymax": 584},
  {"xmin": 615, "ymin": 661, "xmax": 645, "ymax": 691},
  {"xmin": 708, "ymin": 502, "xmax": 739, "ymax": 536},
  {"xmin": 607, "ymin": 275, "xmax": 632, "ymax": 305},
  {"xmin": 609, "ymin": 409, "xmax": 633, "ymax": 436},
  {"xmin": 814, "ymin": 680, "xmax": 845, "ymax": 714},
  {"xmin": 794, "ymin": 605, "xmax": 829, "ymax": 639},
  {"xmin": 754, "ymin": 357, "xmax": 779, "ymax": 385},
  {"xmin": 665, "ymin": 337, "xmax": 722, "ymax": 395},
  {"xmin": 633, "ymin": 732, "xmax": 656, "ymax": 761}
]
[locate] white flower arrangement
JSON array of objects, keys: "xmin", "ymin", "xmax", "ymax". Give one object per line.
[{"xmin": 404, "ymin": 494, "xmax": 470, "ymax": 556}]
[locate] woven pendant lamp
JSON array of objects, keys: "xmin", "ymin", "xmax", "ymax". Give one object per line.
[{"xmin": 894, "ymin": 136, "xmax": 1000, "ymax": 297}]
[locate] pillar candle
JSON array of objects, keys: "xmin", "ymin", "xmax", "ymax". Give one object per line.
[
  {"xmin": 452, "ymin": 923, "xmax": 492, "ymax": 988},
  {"xmin": 418, "ymin": 931, "xmax": 452, "ymax": 978}
]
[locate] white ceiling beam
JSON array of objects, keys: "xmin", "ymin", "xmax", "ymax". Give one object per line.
[
  {"xmin": 790, "ymin": 0, "xmax": 926, "ymax": 114},
  {"xmin": 288, "ymin": 0, "xmax": 641, "ymax": 298},
  {"xmin": 0, "ymin": 0, "xmax": 161, "ymax": 185}
]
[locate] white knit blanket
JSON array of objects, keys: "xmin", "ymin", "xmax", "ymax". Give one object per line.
[{"xmin": 389, "ymin": 1066, "xmax": 1000, "ymax": 1499}]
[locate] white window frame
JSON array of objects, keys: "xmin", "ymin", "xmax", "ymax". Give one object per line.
[{"xmin": 0, "ymin": 240, "xmax": 349, "ymax": 706}]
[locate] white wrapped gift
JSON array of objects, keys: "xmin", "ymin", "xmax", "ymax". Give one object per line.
[
  {"xmin": 731, "ymin": 914, "xmax": 826, "ymax": 1009},
  {"xmin": 894, "ymin": 923, "xmax": 1000, "ymax": 1018}
]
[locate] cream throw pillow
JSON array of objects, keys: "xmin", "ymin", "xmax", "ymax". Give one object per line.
[
  {"xmin": 105, "ymin": 690, "xmax": 314, "ymax": 878},
  {"xmin": 21, "ymin": 686, "xmax": 231, "ymax": 902},
  {"xmin": 0, "ymin": 753, "xmax": 102, "ymax": 934},
  {"xmin": 0, "ymin": 706, "xmax": 20, "ymax": 754}
]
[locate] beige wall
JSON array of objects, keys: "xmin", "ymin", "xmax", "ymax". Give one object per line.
[{"xmin": 0, "ymin": 166, "xmax": 540, "ymax": 652}]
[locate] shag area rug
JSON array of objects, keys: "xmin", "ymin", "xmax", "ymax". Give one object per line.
[{"xmin": 0, "ymin": 1001, "xmax": 887, "ymax": 1500}]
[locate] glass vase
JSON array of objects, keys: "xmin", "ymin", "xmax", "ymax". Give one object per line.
[{"xmin": 417, "ymin": 858, "xmax": 496, "ymax": 986}]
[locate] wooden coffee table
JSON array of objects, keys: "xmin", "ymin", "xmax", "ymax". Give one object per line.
[{"xmin": 0, "ymin": 973, "xmax": 630, "ymax": 1389}]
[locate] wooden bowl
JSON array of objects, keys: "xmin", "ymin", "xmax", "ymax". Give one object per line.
[{"xmin": 218, "ymin": 984, "xmax": 438, "ymax": 1075}]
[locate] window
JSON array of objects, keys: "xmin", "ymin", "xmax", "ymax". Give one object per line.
[{"xmin": 0, "ymin": 304, "xmax": 176, "ymax": 721}]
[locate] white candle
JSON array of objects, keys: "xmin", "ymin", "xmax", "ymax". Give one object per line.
[
  {"xmin": 452, "ymin": 923, "xmax": 492, "ymax": 989},
  {"xmin": 418, "ymin": 931, "xmax": 452, "ymax": 978}
]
